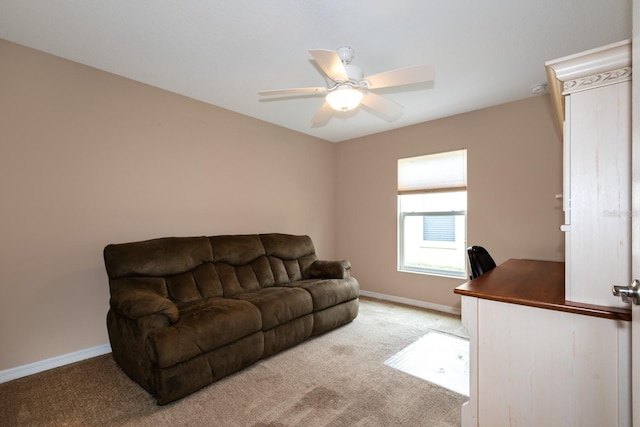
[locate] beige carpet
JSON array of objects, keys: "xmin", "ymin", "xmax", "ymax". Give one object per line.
[{"xmin": 0, "ymin": 297, "xmax": 469, "ymax": 427}]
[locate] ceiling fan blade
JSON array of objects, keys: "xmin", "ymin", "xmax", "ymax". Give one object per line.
[
  {"xmin": 364, "ymin": 64, "xmax": 435, "ymax": 89},
  {"xmin": 309, "ymin": 49, "xmax": 349, "ymax": 82},
  {"xmin": 258, "ymin": 87, "xmax": 327, "ymax": 96},
  {"xmin": 360, "ymin": 92, "xmax": 404, "ymax": 121},
  {"xmin": 311, "ymin": 102, "xmax": 334, "ymax": 127}
]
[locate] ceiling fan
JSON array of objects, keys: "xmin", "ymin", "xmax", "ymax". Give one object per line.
[{"xmin": 258, "ymin": 46, "xmax": 435, "ymax": 127}]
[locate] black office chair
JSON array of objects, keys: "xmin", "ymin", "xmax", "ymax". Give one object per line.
[{"xmin": 467, "ymin": 246, "xmax": 496, "ymax": 279}]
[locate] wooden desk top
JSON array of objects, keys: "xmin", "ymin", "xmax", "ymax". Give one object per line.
[{"xmin": 454, "ymin": 258, "xmax": 631, "ymax": 321}]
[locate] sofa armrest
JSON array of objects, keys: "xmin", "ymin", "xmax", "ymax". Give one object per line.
[
  {"xmin": 109, "ymin": 278, "xmax": 179, "ymax": 323},
  {"xmin": 308, "ymin": 259, "xmax": 351, "ymax": 279}
]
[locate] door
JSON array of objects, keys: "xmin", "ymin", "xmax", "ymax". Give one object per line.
[{"xmin": 630, "ymin": 1, "xmax": 639, "ymax": 425}]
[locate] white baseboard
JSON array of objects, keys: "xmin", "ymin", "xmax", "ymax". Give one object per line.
[
  {"xmin": 359, "ymin": 290, "xmax": 461, "ymax": 316},
  {"xmin": 0, "ymin": 343, "xmax": 112, "ymax": 384}
]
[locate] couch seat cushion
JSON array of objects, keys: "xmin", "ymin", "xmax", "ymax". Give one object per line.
[
  {"xmin": 147, "ymin": 298, "xmax": 262, "ymax": 369},
  {"xmin": 232, "ymin": 287, "xmax": 313, "ymax": 331},
  {"xmin": 293, "ymin": 278, "xmax": 360, "ymax": 311}
]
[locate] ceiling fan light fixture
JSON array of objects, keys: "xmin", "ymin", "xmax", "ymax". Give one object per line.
[
  {"xmin": 258, "ymin": 46, "xmax": 435, "ymax": 126},
  {"xmin": 326, "ymin": 85, "xmax": 363, "ymax": 111}
]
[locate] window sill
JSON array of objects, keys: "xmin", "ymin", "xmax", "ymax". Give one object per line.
[{"xmin": 398, "ymin": 267, "xmax": 467, "ymax": 280}]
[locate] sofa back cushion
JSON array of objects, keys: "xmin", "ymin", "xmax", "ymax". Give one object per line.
[
  {"xmin": 210, "ymin": 235, "xmax": 276, "ymax": 297},
  {"xmin": 104, "ymin": 236, "xmax": 213, "ymax": 279},
  {"xmin": 165, "ymin": 262, "xmax": 224, "ymax": 303},
  {"xmin": 260, "ymin": 234, "xmax": 318, "ymax": 284},
  {"xmin": 104, "ymin": 233, "xmax": 321, "ymax": 301}
]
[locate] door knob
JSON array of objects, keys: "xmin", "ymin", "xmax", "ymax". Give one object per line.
[{"xmin": 612, "ymin": 279, "xmax": 640, "ymax": 305}]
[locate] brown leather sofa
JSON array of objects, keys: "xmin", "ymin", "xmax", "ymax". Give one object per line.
[{"xmin": 103, "ymin": 233, "xmax": 359, "ymax": 404}]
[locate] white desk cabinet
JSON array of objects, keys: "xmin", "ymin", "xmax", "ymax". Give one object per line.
[
  {"xmin": 455, "ymin": 260, "xmax": 631, "ymax": 427},
  {"xmin": 463, "ymin": 297, "xmax": 629, "ymax": 427}
]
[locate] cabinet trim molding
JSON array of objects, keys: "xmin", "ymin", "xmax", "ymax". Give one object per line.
[
  {"xmin": 545, "ymin": 39, "xmax": 631, "ymax": 138},
  {"xmin": 563, "ymin": 66, "xmax": 631, "ymax": 94}
]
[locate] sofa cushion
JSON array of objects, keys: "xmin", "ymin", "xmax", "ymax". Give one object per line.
[
  {"xmin": 104, "ymin": 237, "xmax": 213, "ymax": 279},
  {"xmin": 166, "ymin": 262, "xmax": 223, "ymax": 303},
  {"xmin": 211, "ymin": 235, "xmax": 276, "ymax": 296},
  {"xmin": 146, "ymin": 298, "xmax": 262, "ymax": 369},
  {"xmin": 232, "ymin": 287, "xmax": 313, "ymax": 330},
  {"xmin": 210, "ymin": 234, "xmax": 265, "ymax": 265},
  {"xmin": 214, "ymin": 258, "xmax": 275, "ymax": 297},
  {"xmin": 261, "ymin": 234, "xmax": 318, "ymax": 284},
  {"xmin": 267, "ymin": 257, "xmax": 302, "ymax": 285},
  {"xmin": 260, "ymin": 233, "xmax": 315, "ymax": 259},
  {"xmin": 292, "ymin": 278, "xmax": 360, "ymax": 311}
]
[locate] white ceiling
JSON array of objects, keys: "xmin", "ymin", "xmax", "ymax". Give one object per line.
[{"xmin": 0, "ymin": 1, "xmax": 632, "ymax": 142}]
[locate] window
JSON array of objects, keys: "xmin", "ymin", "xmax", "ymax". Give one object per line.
[{"xmin": 398, "ymin": 150, "xmax": 467, "ymax": 278}]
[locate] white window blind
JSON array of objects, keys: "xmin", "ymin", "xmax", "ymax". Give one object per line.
[{"xmin": 398, "ymin": 149, "xmax": 467, "ymax": 193}]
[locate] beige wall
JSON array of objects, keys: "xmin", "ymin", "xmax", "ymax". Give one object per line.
[
  {"xmin": 0, "ymin": 40, "xmax": 337, "ymax": 370},
  {"xmin": 335, "ymin": 95, "xmax": 564, "ymax": 309},
  {"xmin": 1, "ymin": 38, "xmax": 565, "ymax": 372}
]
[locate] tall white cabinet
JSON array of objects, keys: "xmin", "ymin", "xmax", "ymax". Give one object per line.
[
  {"xmin": 455, "ymin": 40, "xmax": 633, "ymax": 427},
  {"xmin": 546, "ymin": 40, "xmax": 632, "ymax": 308}
]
